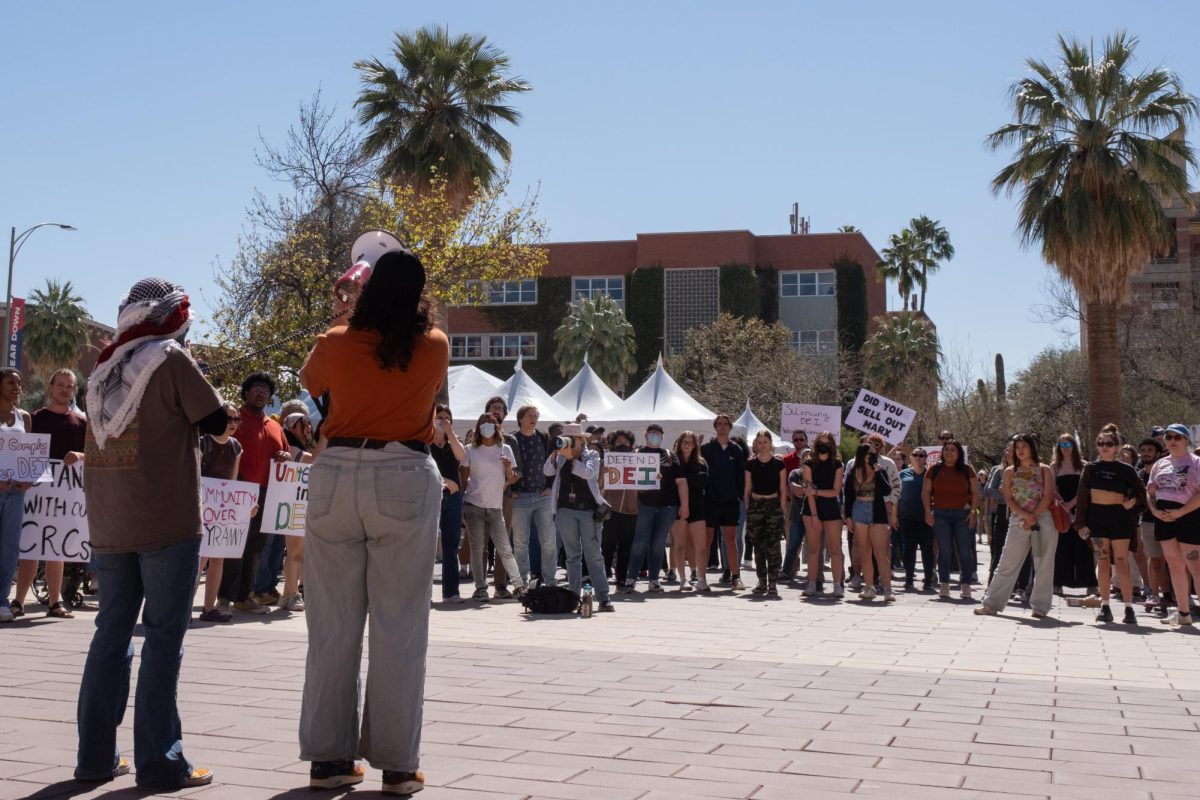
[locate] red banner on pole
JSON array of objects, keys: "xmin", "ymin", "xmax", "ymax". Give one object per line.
[{"xmin": 8, "ymin": 297, "xmax": 26, "ymax": 369}]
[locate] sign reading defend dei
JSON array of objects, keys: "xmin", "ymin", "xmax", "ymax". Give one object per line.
[
  {"xmin": 264, "ymin": 461, "xmax": 310, "ymax": 535},
  {"xmin": 602, "ymin": 452, "xmax": 661, "ymax": 491},
  {"xmin": 844, "ymin": 389, "xmax": 915, "ymax": 445}
]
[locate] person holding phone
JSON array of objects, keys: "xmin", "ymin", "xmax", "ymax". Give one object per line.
[{"xmin": 461, "ymin": 414, "xmax": 526, "ymax": 602}]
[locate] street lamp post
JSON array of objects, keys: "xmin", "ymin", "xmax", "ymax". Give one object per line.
[{"xmin": 5, "ymin": 222, "xmax": 77, "ymax": 368}]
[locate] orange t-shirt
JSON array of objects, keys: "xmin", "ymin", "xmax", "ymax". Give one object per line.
[{"xmin": 302, "ymin": 326, "xmax": 448, "ymax": 443}]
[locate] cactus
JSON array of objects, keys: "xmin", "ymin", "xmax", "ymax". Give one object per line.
[{"xmin": 995, "ymin": 353, "xmax": 1007, "ymax": 400}]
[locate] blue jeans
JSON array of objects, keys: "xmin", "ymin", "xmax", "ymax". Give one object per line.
[
  {"xmin": 511, "ymin": 491, "xmax": 557, "ymax": 586},
  {"xmin": 439, "ymin": 491, "xmax": 464, "ymax": 599},
  {"xmin": 253, "ymin": 532, "xmax": 287, "ymax": 595},
  {"xmin": 0, "ymin": 489, "xmax": 25, "ymax": 606},
  {"xmin": 557, "ymin": 507, "xmax": 609, "ymax": 602},
  {"xmin": 627, "ymin": 505, "xmax": 676, "ymax": 584},
  {"xmin": 933, "ymin": 508, "xmax": 976, "ymax": 584},
  {"xmin": 76, "ymin": 538, "xmax": 200, "ymax": 787},
  {"xmin": 782, "ymin": 514, "xmax": 806, "ymax": 576}
]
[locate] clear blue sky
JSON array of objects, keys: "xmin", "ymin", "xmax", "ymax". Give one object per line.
[{"xmin": 3, "ymin": 1, "xmax": 1196, "ymax": 380}]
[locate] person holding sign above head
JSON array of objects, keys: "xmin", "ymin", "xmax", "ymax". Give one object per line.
[
  {"xmin": 297, "ymin": 246, "xmax": 446, "ymax": 795},
  {"xmin": 76, "ymin": 277, "xmax": 225, "ymax": 789},
  {"xmin": 803, "ymin": 431, "xmax": 845, "ymax": 598},
  {"xmin": 544, "ymin": 423, "xmax": 613, "ymax": 612},
  {"xmin": 744, "ymin": 431, "xmax": 787, "ymax": 598},
  {"xmin": 197, "ymin": 403, "xmax": 244, "ymax": 623},
  {"xmin": 923, "ymin": 439, "xmax": 979, "ymax": 600},
  {"xmin": 0, "ymin": 368, "xmax": 33, "ymax": 625},
  {"xmin": 12, "ymin": 367, "xmax": 84, "ymax": 620}
]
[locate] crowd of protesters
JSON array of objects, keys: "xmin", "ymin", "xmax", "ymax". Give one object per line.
[{"xmin": 1, "ymin": 256, "xmax": 1198, "ymax": 795}]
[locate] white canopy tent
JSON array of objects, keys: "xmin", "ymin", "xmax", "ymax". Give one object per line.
[
  {"xmin": 592, "ymin": 356, "xmax": 716, "ymax": 446},
  {"xmin": 733, "ymin": 400, "xmax": 794, "ymax": 455},
  {"xmin": 552, "ymin": 355, "xmax": 624, "ymax": 420},
  {"xmin": 446, "ymin": 364, "xmax": 504, "ymax": 430},
  {"xmin": 472, "ymin": 355, "xmax": 575, "ymax": 434}
]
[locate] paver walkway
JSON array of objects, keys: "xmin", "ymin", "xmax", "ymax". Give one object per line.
[{"xmin": 3, "ymin": 566, "xmax": 1200, "ymax": 800}]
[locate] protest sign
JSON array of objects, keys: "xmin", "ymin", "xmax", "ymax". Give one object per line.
[
  {"xmin": 263, "ymin": 461, "xmax": 310, "ymax": 535},
  {"xmin": 844, "ymin": 389, "xmax": 915, "ymax": 445},
  {"xmin": 780, "ymin": 404, "xmax": 842, "ymax": 444},
  {"xmin": 0, "ymin": 431, "xmax": 52, "ymax": 483},
  {"xmin": 199, "ymin": 478, "xmax": 259, "ymax": 558},
  {"xmin": 21, "ymin": 460, "xmax": 89, "ymax": 561},
  {"xmin": 602, "ymin": 452, "xmax": 661, "ymax": 491},
  {"xmin": 923, "ymin": 445, "xmax": 967, "ymax": 466}
]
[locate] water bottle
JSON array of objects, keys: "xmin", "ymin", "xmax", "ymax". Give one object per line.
[{"xmin": 581, "ymin": 582, "xmax": 594, "ymax": 618}]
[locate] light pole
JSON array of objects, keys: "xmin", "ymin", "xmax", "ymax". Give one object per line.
[{"xmin": 5, "ymin": 222, "xmax": 77, "ymax": 368}]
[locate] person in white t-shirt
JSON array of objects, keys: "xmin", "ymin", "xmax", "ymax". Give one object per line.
[{"xmin": 461, "ymin": 413, "xmax": 526, "ymax": 602}]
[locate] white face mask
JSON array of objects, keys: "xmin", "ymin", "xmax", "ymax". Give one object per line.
[
  {"xmin": 478, "ymin": 423, "xmax": 496, "ymax": 439},
  {"xmin": 646, "ymin": 433, "xmax": 663, "ymax": 447}
]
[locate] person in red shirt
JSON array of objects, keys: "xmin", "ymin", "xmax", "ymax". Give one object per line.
[{"xmin": 217, "ymin": 372, "xmax": 288, "ymax": 614}]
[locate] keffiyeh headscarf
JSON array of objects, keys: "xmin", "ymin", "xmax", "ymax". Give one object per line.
[{"xmin": 87, "ymin": 278, "xmax": 193, "ymax": 448}]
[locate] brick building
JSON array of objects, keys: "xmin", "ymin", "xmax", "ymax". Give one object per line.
[{"xmin": 447, "ymin": 228, "xmax": 886, "ymax": 392}]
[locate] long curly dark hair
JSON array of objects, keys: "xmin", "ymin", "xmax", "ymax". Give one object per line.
[{"xmin": 349, "ymin": 249, "xmax": 434, "ymax": 371}]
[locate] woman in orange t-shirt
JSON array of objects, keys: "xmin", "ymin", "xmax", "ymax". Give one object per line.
[{"xmin": 297, "ymin": 247, "xmax": 446, "ymax": 796}]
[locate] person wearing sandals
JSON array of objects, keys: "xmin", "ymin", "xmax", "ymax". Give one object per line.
[
  {"xmin": 1147, "ymin": 424, "xmax": 1200, "ymax": 627},
  {"xmin": 976, "ymin": 433, "xmax": 1057, "ymax": 619},
  {"xmin": 197, "ymin": 403, "xmax": 244, "ymax": 623},
  {"xmin": 0, "ymin": 368, "xmax": 33, "ymax": 625},
  {"xmin": 544, "ymin": 424, "xmax": 614, "ymax": 612},
  {"xmin": 76, "ymin": 278, "xmax": 222, "ymax": 788},
  {"xmin": 298, "ymin": 248, "xmax": 445, "ymax": 795},
  {"xmin": 11, "ymin": 368, "xmax": 85, "ymax": 620}
]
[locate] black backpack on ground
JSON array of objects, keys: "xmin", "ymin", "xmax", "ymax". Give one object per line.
[{"xmin": 520, "ymin": 585, "xmax": 580, "ymax": 614}]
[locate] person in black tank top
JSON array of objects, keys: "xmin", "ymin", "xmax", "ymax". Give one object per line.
[
  {"xmin": 743, "ymin": 431, "xmax": 787, "ymax": 597},
  {"xmin": 803, "ymin": 431, "xmax": 846, "ymax": 598}
]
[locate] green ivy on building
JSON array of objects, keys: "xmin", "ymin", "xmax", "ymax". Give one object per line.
[
  {"xmin": 478, "ymin": 275, "xmax": 573, "ymax": 392},
  {"xmin": 628, "ymin": 266, "xmax": 664, "ymax": 378}
]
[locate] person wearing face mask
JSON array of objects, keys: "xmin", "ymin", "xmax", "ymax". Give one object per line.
[
  {"xmin": 461, "ymin": 414, "xmax": 526, "ymax": 602},
  {"xmin": 544, "ymin": 424, "xmax": 614, "ymax": 612},
  {"xmin": 601, "ymin": 430, "xmax": 639, "ymax": 588},
  {"xmin": 623, "ymin": 424, "xmax": 688, "ymax": 593}
]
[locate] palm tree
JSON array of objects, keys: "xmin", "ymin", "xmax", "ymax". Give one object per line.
[
  {"xmin": 909, "ymin": 215, "xmax": 954, "ymax": 312},
  {"xmin": 874, "ymin": 229, "xmax": 922, "ymax": 311},
  {"xmin": 24, "ymin": 279, "xmax": 89, "ymax": 373},
  {"xmin": 838, "ymin": 224, "xmax": 860, "ymax": 233},
  {"xmin": 554, "ymin": 295, "xmax": 637, "ymax": 392},
  {"xmin": 987, "ymin": 32, "xmax": 1196, "ymax": 437},
  {"xmin": 862, "ymin": 314, "xmax": 941, "ymax": 407},
  {"xmin": 354, "ymin": 25, "xmax": 531, "ymax": 209}
]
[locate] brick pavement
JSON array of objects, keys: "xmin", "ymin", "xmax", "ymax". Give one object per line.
[{"xmin": 3, "ymin": 562, "xmax": 1200, "ymax": 800}]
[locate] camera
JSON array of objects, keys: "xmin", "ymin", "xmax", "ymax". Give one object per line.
[{"xmin": 553, "ymin": 436, "xmax": 572, "ymax": 450}]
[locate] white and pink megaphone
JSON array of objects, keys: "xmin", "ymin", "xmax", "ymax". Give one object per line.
[{"xmin": 333, "ymin": 230, "xmax": 406, "ymax": 323}]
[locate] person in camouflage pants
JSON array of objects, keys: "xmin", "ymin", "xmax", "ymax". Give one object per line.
[{"xmin": 745, "ymin": 498, "xmax": 784, "ymax": 591}]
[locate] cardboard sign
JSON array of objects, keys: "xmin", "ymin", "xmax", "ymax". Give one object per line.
[
  {"xmin": 844, "ymin": 389, "xmax": 915, "ymax": 445},
  {"xmin": 602, "ymin": 452, "xmax": 661, "ymax": 491},
  {"xmin": 263, "ymin": 461, "xmax": 310, "ymax": 535},
  {"xmin": 780, "ymin": 404, "xmax": 842, "ymax": 444},
  {"xmin": 923, "ymin": 445, "xmax": 968, "ymax": 467},
  {"xmin": 21, "ymin": 461, "xmax": 89, "ymax": 562},
  {"xmin": 199, "ymin": 478, "xmax": 260, "ymax": 558},
  {"xmin": 0, "ymin": 431, "xmax": 52, "ymax": 483}
]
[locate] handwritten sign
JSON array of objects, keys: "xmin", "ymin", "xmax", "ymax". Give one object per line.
[
  {"xmin": 602, "ymin": 452, "xmax": 661, "ymax": 491},
  {"xmin": 844, "ymin": 389, "xmax": 915, "ymax": 445},
  {"xmin": 0, "ymin": 432, "xmax": 52, "ymax": 483},
  {"xmin": 199, "ymin": 478, "xmax": 259, "ymax": 558},
  {"xmin": 923, "ymin": 445, "xmax": 968, "ymax": 466},
  {"xmin": 781, "ymin": 404, "xmax": 842, "ymax": 444},
  {"xmin": 21, "ymin": 461, "xmax": 89, "ymax": 562},
  {"xmin": 263, "ymin": 461, "xmax": 310, "ymax": 535}
]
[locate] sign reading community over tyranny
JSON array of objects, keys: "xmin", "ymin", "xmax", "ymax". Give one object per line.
[
  {"xmin": 844, "ymin": 389, "xmax": 916, "ymax": 445},
  {"xmin": 602, "ymin": 452, "xmax": 661, "ymax": 491},
  {"xmin": 780, "ymin": 404, "xmax": 842, "ymax": 443},
  {"xmin": 199, "ymin": 477, "xmax": 260, "ymax": 558},
  {"xmin": 21, "ymin": 461, "xmax": 89, "ymax": 562},
  {"xmin": 264, "ymin": 461, "xmax": 310, "ymax": 535},
  {"xmin": 0, "ymin": 431, "xmax": 52, "ymax": 483}
]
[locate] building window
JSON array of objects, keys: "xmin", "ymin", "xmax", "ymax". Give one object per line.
[
  {"xmin": 1150, "ymin": 281, "xmax": 1181, "ymax": 310},
  {"xmin": 572, "ymin": 276, "xmax": 625, "ymax": 309},
  {"xmin": 488, "ymin": 333, "xmax": 537, "ymax": 360},
  {"xmin": 463, "ymin": 279, "xmax": 537, "ymax": 305},
  {"xmin": 780, "ymin": 270, "xmax": 836, "ymax": 297},
  {"xmin": 792, "ymin": 329, "xmax": 836, "ymax": 356},
  {"xmin": 450, "ymin": 335, "xmax": 483, "ymax": 360}
]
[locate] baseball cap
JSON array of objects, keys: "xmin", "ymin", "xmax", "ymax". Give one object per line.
[{"xmin": 1165, "ymin": 423, "xmax": 1191, "ymax": 442}]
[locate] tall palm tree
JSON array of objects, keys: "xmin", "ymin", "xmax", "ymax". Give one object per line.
[
  {"xmin": 862, "ymin": 314, "xmax": 941, "ymax": 404},
  {"xmin": 554, "ymin": 295, "xmax": 637, "ymax": 391},
  {"xmin": 354, "ymin": 25, "xmax": 531, "ymax": 209},
  {"xmin": 987, "ymin": 32, "xmax": 1196, "ymax": 437},
  {"xmin": 24, "ymin": 279, "xmax": 89, "ymax": 372},
  {"xmin": 909, "ymin": 215, "xmax": 954, "ymax": 312},
  {"xmin": 874, "ymin": 229, "xmax": 922, "ymax": 311},
  {"xmin": 838, "ymin": 224, "xmax": 860, "ymax": 233}
]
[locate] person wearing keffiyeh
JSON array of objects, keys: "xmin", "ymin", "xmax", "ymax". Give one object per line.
[{"xmin": 76, "ymin": 278, "xmax": 227, "ymax": 790}]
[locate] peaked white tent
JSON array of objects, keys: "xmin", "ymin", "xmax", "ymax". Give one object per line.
[
  {"xmin": 447, "ymin": 364, "xmax": 504, "ymax": 428},
  {"xmin": 490, "ymin": 355, "xmax": 575, "ymax": 427},
  {"xmin": 552, "ymin": 354, "xmax": 624, "ymax": 419},
  {"xmin": 734, "ymin": 400, "xmax": 794, "ymax": 455},
  {"xmin": 592, "ymin": 355, "xmax": 715, "ymax": 445}
]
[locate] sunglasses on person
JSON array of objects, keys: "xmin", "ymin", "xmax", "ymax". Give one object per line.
[
  {"xmin": 1096, "ymin": 440, "xmax": 1117, "ymax": 448},
  {"xmin": 939, "ymin": 435, "xmax": 953, "ymax": 441},
  {"xmin": 1058, "ymin": 441, "xmax": 1073, "ymax": 448},
  {"xmin": 226, "ymin": 416, "xmax": 240, "ymax": 424},
  {"xmin": 1165, "ymin": 432, "xmax": 1185, "ymax": 441},
  {"xmin": 912, "ymin": 453, "xmax": 927, "ymax": 459},
  {"xmin": 793, "ymin": 436, "xmax": 807, "ymax": 444}
]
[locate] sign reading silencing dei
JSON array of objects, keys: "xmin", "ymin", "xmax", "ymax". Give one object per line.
[
  {"xmin": 844, "ymin": 389, "xmax": 915, "ymax": 445},
  {"xmin": 780, "ymin": 403, "xmax": 842, "ymax": 444},
  {"xmin": 602, "ymin": 452, "xmax": 661, "ymax": 491},
  {"xmin": 263, "ymin": 461, "xmax": 310, "ymax": 535}
]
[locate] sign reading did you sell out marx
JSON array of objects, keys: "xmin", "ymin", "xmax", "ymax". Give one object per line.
[{"xmin": 844, "ymin": 389, "xmax": 916, "ymax": 445}]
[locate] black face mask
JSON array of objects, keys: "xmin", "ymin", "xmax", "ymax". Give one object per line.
[
  {"xmin": 613, "ymin": 444, "xmax": 632, "ymax": 452},
  {"xmin": 816, "ymin": 443, "xmax": 832, "ymax": 455}
]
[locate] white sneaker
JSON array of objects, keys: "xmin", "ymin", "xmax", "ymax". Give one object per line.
[
  {"xmin": 1161, "ymin": 612, "xmax": 1194, "ymax": 627},
  {"xmin": 861, "ymin": 587, "xmax": 876, "ymax": 601},
  {"xmin": 0, "ymin": 605, "xmax": 13, "ymax": 623},
  {"xmin": 883, "ymin": 590, "xmax": 896, "ymax": 603},
  {"xmin": 280, "ymin": 593, "xmax": 306, "ymax": 612},
  {"xmin": 939, "ymin": 583, "xmax": 951, "ymax": 599}
]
